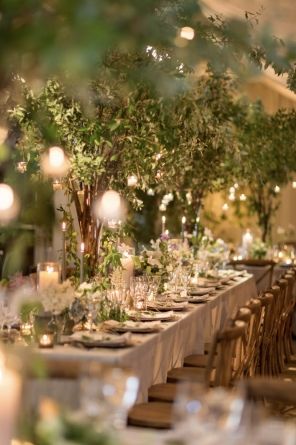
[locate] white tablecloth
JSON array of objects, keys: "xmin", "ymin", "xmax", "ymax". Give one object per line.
[{"xmin": 24, "ymin": 275, "xmax": 257, "ymax": 410}]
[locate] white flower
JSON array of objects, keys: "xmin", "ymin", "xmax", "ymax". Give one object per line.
[{"xmin": 38, "ymin": 280, "xmax": 75, "ymax": 314}]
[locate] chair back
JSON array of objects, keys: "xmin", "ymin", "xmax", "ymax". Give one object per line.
[{"xmin": 205, "ymin": 320, "xmax": 247, "ymax": 388}]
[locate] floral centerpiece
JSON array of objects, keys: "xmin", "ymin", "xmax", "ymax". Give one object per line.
[
  {"xmin": 197, "ymin": 228, "xmax": 229, "ymax": 273},
  {"xmin": 134, "ymin": 234, "xmax": 193, "ymax": 292},
  {"xmin": 249, "ymin": 239, "xmax": 268, "ymax": 260},
  {"xmin": 38, "ymin": 280, "xmax": 76, "ymax": 315}
]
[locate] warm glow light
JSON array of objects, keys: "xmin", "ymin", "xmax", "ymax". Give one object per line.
[
  {"xmin": 147, "ymin": 188, "xmax": 154, "ymax": 196},
  {"xmin": 162, "ymin": 215, "xmax": 166, "ymax": 223},
  {"xmin": 196, "ymin": 216, "xmax": 200, "ymax": 223},
  {"xmin": 274, "ymin": 185, "xmax": 280, "ymax": 193},
  {"xmin": 0, "ymin": 127, "xmax": 8, "ymax": 144},
  {"xmin": 229, "ymin": 186, "xmax": 235, "ymax": 193},
  {"xmin": 46, "ymin": 265, "xmax": 54, "ymax": 273},
  {"xmin": 127, "ymin": 175, "xmax": 138, "ymax": 187},
  {"xmin": 41, "ymin": 146, "xmax": 69, "ymax": 177},
  {"xmin": 0, "ymin": 184, "xmax": 14, "ymax": 211},
  {"xmin": 181, "ymin": 216, "xmax": 186, "ymax": 224},
  {"xmin": 180, "ymin": 26, "xmax": 195, "ymax": 40},
  {"xmin": 80, "ymin": 242, "xmax": 85, "ymax": 253},
  {"xmin": 222, "ymin": 203, "xmax": 229, "ymax": 211},
  {"xmin": 165, "ymin": 229, "xmax": 169, "ymax": 235},
  {"xmin": 61, "ymin": 221, "xmax": 67, "ymax": 231},
  {"xmin": 229, "ymin": 193, "xmax": 235, "ymax": 201},
  {"xmin": 234, "ymin": 183, "xmax": 239, "ymax": 189},
  {"xmin": 49, "ymin": 146, "xmax": 65, "ymax": 167},
  {"xmin": 240, "ymin": 194, "xmax": 247, "ymax": 201},
  {"xmin": 159, "ymin": 203, "xmax": 166, "ymax": 212},
  {"xmin": 94, "ymin": 190, "xmax": 123, "ymax": 222},
  {"xmin": 293, "ymin": 181, "xmax": 296, "ymax": 189}
]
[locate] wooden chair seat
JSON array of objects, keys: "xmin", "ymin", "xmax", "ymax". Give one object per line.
[
  {"xmin": 148, "ymin": 383, "xmax": 177, "ymax": 403},
  {"xmin": 183, "ymin": 354, "xmax": 217, "ymax": 368},
  {"xmin": 167, "ymin": 366, "xmax": 208, "ymax": 383},
  {"xmin": 128, "ymin": 402, "xmax": 173, "ymax": 429}
]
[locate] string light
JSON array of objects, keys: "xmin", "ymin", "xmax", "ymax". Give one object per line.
[
  {"xmin": 222, "ymin": 203, "xmax": 229, "ymax": 211},
  {"xmin": 239, "ymin": 194, "xmax": 247, "ymax": 201},
  {"xmin": 229, "ymin": 193, "xmax": 235, "ymax": 201},
  {"xmin": 127, "ymin": 175, "xmax": 138, "ymax": 187},
  {"xmin": 274, "ymin": 185, "xmax": 280, "ymax": 193}
]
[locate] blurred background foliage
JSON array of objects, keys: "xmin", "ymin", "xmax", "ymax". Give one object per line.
[{"xmin": 1, "ymin": 0, "xmax": 296, "ymax": 276}]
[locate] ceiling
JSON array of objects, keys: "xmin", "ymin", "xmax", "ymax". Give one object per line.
[{"xmin": 201, "ymin": 0, "xmax": 296, "ymax": 39}]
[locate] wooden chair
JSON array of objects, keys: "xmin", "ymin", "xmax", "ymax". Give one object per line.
[
  {"xmin": 236, "ymin": 299, "xmax": 263, "ymax": 377},
  {"xmin": 257, "ymin": 292, "xmax": 274, "ymax": 376},
  {"xmin": 128, "ymin": 321, "xmax": 247, "ymax": 429}
]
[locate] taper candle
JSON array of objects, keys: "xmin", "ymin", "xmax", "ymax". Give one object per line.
[
  {"xmin": 80, "ymin": 242, "xmax": 85, "ymax": 283},
  {"xmin": 181, "ymin": 216, "xmax": 186, "ymax": 241},
  {"xmin": 61, "ymin": 221, "xmax": 67, "ymax": 282},
  {"xmin": 161, "ymin": 215, "xmax": 166, "ymax": 234}
]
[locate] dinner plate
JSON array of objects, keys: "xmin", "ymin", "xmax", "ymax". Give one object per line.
[
  {"xmin": 147, "ymin": 301, "xmax": 188, "ymax": 312},
  {"xmin": 188, "ymin": 295, "xmax": 209, "ymax": 303},
  {"xmin": 188, "ymin": 287, "xmax": 214, "ymax": 296},
  {"xmin": 64, "ymin": 332, "xmax": 132, "ymax": 348},
  {"xmin": 112, "ymin": 321, "xmax": 162, "ymax": 334},
  {"xmin": 128, "ymin": 310, "xmax": 175, "ymax": 322},
  {"xmin": 196, "ymin": 279, "xmax": 221, "ymax": 288}
]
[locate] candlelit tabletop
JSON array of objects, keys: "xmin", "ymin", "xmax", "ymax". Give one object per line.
[{"xmin": 24, "ymin": 275, "xmax": 257, "ymax": 410}]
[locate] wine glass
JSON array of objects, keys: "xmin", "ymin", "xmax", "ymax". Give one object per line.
[{"xmin": 80, "ymin": 363, "xmax": 139, "ymax": 429}]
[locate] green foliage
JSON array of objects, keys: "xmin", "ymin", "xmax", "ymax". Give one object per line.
[
  {"xmin": 1, "ymin": 0, "xmax": 296, "ymax": 96},
  {"xmin": 235, "ymin": 102, "xmax": 296, "ymax": 241}
]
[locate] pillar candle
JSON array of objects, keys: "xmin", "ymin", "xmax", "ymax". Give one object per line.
[
  {"xmin": 0, "ymin": 354, "xmax": 22, "ymax": 445},
  {"xmin": 38, "ymin": 265, "xmax": 59, "ymax": 290}
]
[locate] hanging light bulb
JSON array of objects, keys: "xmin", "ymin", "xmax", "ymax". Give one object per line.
[
  {"xmin": 41, "ymin": 146, "xmax": 69, "ymax": 177},
  {"xmin": 93, "ymin": 190, "xmax": 124, "ymax": 223},
  {"xmin": 0, "ymin": 184, "xmax": 19, "ymax": 223},
  {"xmin": 180, "ymin": 26, "xmax": 195, "ymax": 40},
  {"xmin": 127, "ymin": 175, "xmax": 138, "ymax": 187}
]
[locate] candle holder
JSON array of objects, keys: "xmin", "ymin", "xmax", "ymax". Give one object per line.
[
  {"xmin": 38, "ymin": 333, "xmax": 54, "ymax": 349},
  {"xmin": 37, "ymin": 262, "xmax": 61, "ymax": 290}
]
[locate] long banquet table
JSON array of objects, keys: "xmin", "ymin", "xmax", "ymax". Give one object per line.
[{"xmin": 25, "ymin": 274, "xmax": 257, "ymax": 410}]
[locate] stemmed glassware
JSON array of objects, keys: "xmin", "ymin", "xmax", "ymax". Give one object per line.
[{"xmin": 80, "ymin": 363, "xmax": 139, "ymax": 429}]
